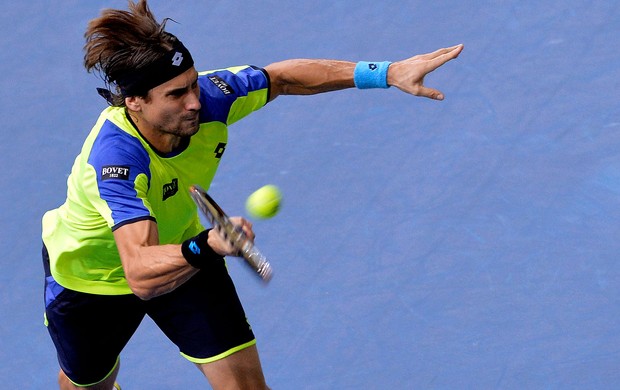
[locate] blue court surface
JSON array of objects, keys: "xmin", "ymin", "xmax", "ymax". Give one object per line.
[{"xmin": 1, "ymin": 1, "xmax": 619, "ymax": 388}]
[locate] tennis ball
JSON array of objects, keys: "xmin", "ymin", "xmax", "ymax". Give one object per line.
[{"xmin": 246, "ymin": 184, "xmax": 282, "ymax": 219}]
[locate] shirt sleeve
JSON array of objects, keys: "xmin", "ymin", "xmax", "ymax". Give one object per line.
[
  {"xmin": 197, "ymin": 65, "xmax": 270, "ymax": 126},
  {"xmin": 87, "ymin": 120, "xmax": 154, "ymax": 229}
]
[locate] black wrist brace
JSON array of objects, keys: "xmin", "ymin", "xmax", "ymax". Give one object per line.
[{"xmin": 181, "ymin": 229, "xmax": 222, "ymax": 269}]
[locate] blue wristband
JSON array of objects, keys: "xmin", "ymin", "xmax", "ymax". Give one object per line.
[{"xmin": 353, "ymin": 61, "xmax": 392, "ymax": 89}]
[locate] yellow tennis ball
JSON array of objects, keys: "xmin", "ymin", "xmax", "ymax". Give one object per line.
[{"xmin": 246, "ymin": 184, "xmax": 282, "ymax": 219}]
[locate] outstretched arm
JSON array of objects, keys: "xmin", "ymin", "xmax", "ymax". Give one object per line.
[
  {"xmin": 264, "ymin": 59, "xmax": 356, "ymax": 98},
  {"xmin": 265, "ymin": 44, "xmax": 463, "ymax": 101}
]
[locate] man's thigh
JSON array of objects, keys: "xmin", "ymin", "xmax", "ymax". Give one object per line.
[
  {"xmin": 43, "ymin": 245, "xmax": 146, "ymax": 386},
  {"xmin": 45, "ymin": 287, "xmax": 145, "ymax": 385},
  {"xmin": 145, "ymin": 260, "xmax": 256, "ymax": 362}
]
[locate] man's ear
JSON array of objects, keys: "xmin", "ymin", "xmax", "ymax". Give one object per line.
[{"xmin": 125, "ymin": 96, "xmax": 142, "ymax": 112}]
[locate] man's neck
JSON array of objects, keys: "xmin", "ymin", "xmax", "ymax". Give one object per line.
[{"xmin": 125, "ymin": 110, "xmax": 185, "ymax": 155}]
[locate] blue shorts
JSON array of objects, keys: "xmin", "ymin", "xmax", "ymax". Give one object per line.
[{"xmin": 43, "ymin": 246, "xmax": 255, "ymax": 386}]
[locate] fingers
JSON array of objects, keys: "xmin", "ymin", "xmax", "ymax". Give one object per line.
[
  {"xmin": 420, "ymin": 44, "xmax": 464, "ymax": 72},
  {"xmin": 208, "ymin": 217, "xmax": 255, "ymax": 256},
  {"xmin": 419, "ymin": 44, "xmax": 464, "ymax": 61},
  {"xmin": 419, "ymin": 86, "xmax": 445, "ymax": 100},
  {"xmin": 240, "ymin": 219, "xmax": 255, "ymax": 241},
  {"xmin": 230, "ymin": 217, "xmax": 254, "ymax": 241}
]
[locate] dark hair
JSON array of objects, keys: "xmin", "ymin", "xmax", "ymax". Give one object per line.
[{"xmin": 84, "ymin": 0, "xmax": 178, "ymax": 106}]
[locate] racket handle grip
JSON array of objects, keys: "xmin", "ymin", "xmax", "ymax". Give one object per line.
[{"xmin": 240, "ymin": 244, "xmax": 273, "ymax": 282}]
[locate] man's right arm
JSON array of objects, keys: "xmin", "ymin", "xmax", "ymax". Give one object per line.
[
  {"xmin": 113, "ymin": 219, "xmax": 199, "ymax": 300},
  {"xmin": 113, "ymin": 218, "xmax": 255, "ymax": 300}
]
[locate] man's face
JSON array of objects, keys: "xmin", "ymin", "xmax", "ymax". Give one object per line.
[{"xmin": 134, "ymin": 67, "xmax": 201, "ymax": 139}]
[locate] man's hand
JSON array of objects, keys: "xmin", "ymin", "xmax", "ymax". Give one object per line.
[
  {"xmin": 207, "ymin": 217, "xmax": 255, "ymax": 256},
  {"xmin": 388, "ymin": 44, "xmax": 464, "ymax": 100}
]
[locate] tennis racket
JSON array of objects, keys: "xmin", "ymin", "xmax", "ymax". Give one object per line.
[{"xmin": 189, "ymin": 184, "xmax": 273, "ymax": 282}]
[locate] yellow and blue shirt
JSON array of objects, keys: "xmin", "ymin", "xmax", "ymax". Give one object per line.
[{"xmin": 42, "ymin": 65, "xmax": 269, "ymax": 295}]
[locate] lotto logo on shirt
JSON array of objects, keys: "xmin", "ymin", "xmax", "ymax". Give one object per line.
[{"xmin": 101, "ymin": 165, "xmax": 130, "ymax": 180}]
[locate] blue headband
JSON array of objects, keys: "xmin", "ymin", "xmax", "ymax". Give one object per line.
[{"xmin": 115, "ymin": 40, "xmax": 194, "ymax": 97}]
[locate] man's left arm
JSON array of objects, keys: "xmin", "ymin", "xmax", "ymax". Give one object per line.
[{"xmin": 265, "ymin": 43, "xmax": 463, "ymax": 102}]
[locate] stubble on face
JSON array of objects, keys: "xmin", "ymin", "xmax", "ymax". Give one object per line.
[{"xmin": 135, "ymin": 68, "xmax": 201, "ymax": 152}]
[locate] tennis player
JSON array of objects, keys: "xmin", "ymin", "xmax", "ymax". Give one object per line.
[{"xmin": 41, "ymin": 1, "xmax": 463, "ymax": 388}]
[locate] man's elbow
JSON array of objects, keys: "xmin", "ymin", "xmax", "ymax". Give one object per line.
[{"xmin": 126, "ymin": 277, "xmax": 157, "ymax": 301}]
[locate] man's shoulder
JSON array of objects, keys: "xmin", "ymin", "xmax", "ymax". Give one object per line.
[
  {"xmin": 85, "ymin": 108, "xmax": 149, "ymax": 166},
  {"xmin": 198, "ymin": 65, "xmax": 268, "ymax": 94},
  {"xmin": 196, "ymin": 66, "xmax": 269, "ymax": 124}
]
